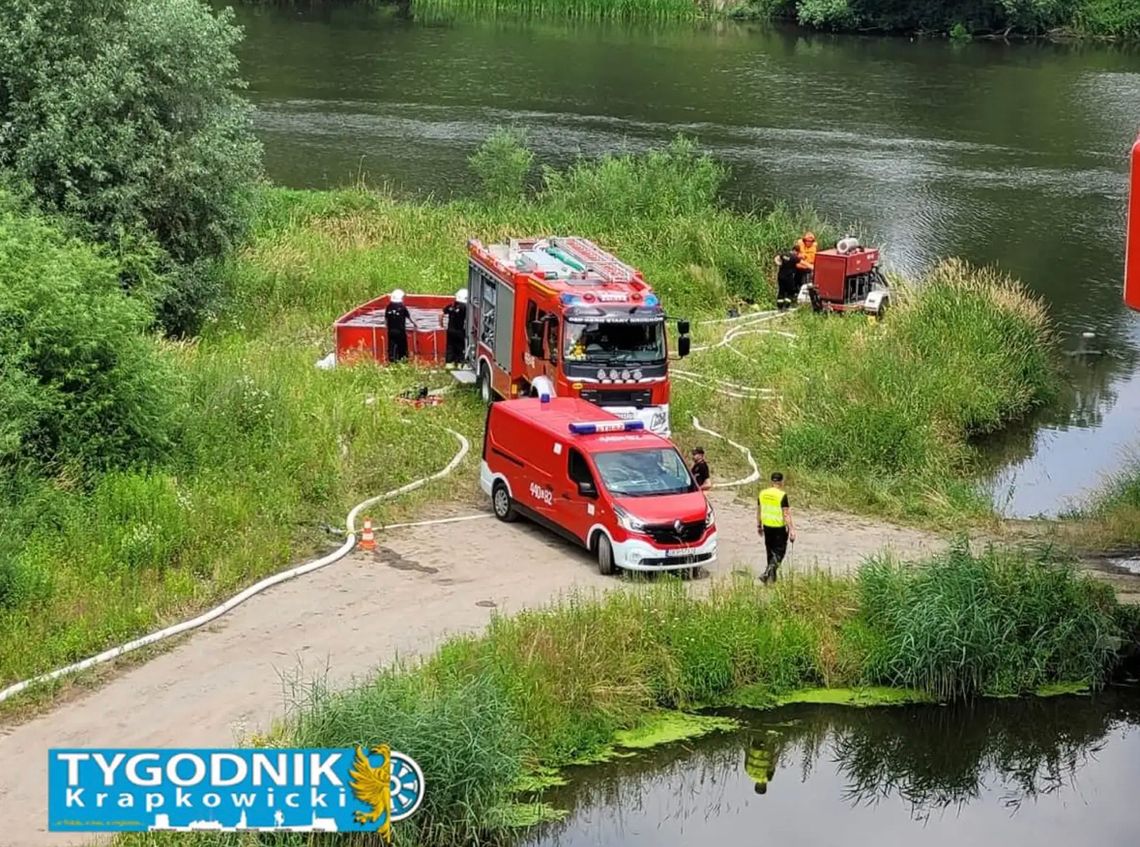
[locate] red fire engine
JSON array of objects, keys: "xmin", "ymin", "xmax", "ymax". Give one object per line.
[
  {"xmin": 464, "ymin": 237, "xmax": 690, "ymax": 435},
  {"xmin": 334, "ymin": 238, "xmax": 690, "ymax": 434}
]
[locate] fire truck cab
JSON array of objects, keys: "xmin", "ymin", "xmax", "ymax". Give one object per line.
[
  {"xmin": 465, "ymin": 237, "xmax": 690, "ymax": 436},
  {"xmin": 481, "ymin": 397, "xmax": 717, "ymax": 576}
]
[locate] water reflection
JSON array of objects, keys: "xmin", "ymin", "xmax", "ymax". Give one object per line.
[{"xmin": 529, "ymin": 690, "xmax": 1140, "ymax": 847}]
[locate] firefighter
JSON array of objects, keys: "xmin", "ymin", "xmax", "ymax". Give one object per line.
[
  {"xmin": 794, "ymin": 231, "xmax": 818, "ymax": 291},
  {"xmin": 690, "ymin": 447, "xmax": 712, "ymax": 491},
  {"xmin": 744, "ymin": 730, "xmax": 780, "ymax": 795},
  {"xmin": 757, "ymin": 472, "xmax": 795, "ymax": 584},
  {"xmin": 443, "ymin": 288, "xmax": 468, "ymax": 369},
  {"xmin": 773, "ymin": 248, "xmax": 801, "ymax": 310},
  {"xmin": 385, "ymin": 289, "xmax": 415, "ymax": 364}
]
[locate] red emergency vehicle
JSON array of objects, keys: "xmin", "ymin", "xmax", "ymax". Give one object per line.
[
  {"xmin": 466, "ymin": 237, "xmax": 690, "ymax": 435},
  {"xmin": 481, "ymin": 397, "xmax": 717, "ymax": 576}
]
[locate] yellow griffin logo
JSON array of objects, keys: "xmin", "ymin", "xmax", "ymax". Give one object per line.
[{"xmin": 348, "ymin": 744, "xmax": 425, "ymax": 840}]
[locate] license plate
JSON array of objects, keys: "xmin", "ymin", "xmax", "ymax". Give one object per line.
[{"xmin": 666, "ymin": 547, "xmax": 690, "ymax": 557}]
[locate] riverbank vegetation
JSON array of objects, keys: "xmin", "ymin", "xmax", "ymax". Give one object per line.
[
  {"xmin": 0, "ymin": 123, "xmax": 1060, "ymax": 693},
  {"xmin": 116, "ymin": 545, "xmax": 1132, "ymax": 847},
  {"xmin": 742, "ymin": 0, "xmax": 1140, "ymax": 39},
  {"xmin": 242, "ymin": 0, "xmax": 1140, "ymax": 38}
]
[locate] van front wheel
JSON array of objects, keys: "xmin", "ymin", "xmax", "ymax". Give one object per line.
[
  {"xmin": 491, "ymin": 481, "xmax": 516, "ymax": 522},
  {"xmin": 596, "ymin": 534, "xmax": 616, "ymax": 576}
]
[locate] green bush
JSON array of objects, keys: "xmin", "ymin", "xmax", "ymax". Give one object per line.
[
  {"xmin": 468, "ymin": 127, "xmax": 536, "ymax": 202},
  {"xmin": 0, "ymin": 0, "xmax": 262, "ymax": 331},
  {"xmin": 0, "ymin": 193, "xmax": 175, "ymax": 478}
]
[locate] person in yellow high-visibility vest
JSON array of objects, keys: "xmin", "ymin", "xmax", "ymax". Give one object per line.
[
  {"xmin": 744, "ymin": 730, "xmax": 780, "ymax": 795},
  {"xmin": 757, "ymin": 471, "xmax": 795, "ymax": 583}
]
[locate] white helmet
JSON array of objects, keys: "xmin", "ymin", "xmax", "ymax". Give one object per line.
[
  {"xmin": 391, "ymin": 289, "xmax": 405, "ymax": 303},
  {"xmin": 455, "ymin": 288, "xmax": 468, "ymax": 305}
]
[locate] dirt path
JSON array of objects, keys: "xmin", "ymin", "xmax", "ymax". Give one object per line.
[{"xmin": 0, "ymin": 494, "xmax": 943, "ymax": 847}]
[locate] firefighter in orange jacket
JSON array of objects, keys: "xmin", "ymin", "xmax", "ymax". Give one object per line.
[{"xmin": 793, "ymin": 232, "xmax": 817, "ymax": 291}]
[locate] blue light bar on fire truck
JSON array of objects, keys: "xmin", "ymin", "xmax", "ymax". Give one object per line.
[{"xmin": 568, "ymin": 420, "xmax": 645, "ymax": 435}]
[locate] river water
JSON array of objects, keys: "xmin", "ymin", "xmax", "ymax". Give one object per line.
[
  {"xmin": 525, "ymin": 689, "xmax": 1140, "ymax": 847},
  {"xmin": 230, "ymin": 5, "xmax": 1140, "ymax": 517}
]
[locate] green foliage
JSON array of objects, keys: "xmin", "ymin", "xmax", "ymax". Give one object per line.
[
  {"xmin": 797, "ymin": 0, "xmax": 856, "ymax": 28},
  {"xmin": 857, "ymin": 543, "xmax": 1121, "ymax": 699},
  {"xmin": 1076, "ymin": 0, "xmax": 1140, "ymax": 35},
  {"xmin": 541, "ymin": 135, "xmax": 728, "ymax": 226},
  {"xmin": 468, "ymin": 127, "xmax": 535, "ymax": 202},
  {"xmin": 0, "ymin": 0, "xmax": 262, "ymax": 332},
  {"xmin": 0, "ymin": 194, "xmax": 174, "ymax": 479}
]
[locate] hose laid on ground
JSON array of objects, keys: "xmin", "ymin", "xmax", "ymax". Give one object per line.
[
  {"xmin": 0, "ymin": 428, "xmax": 472, "ymax": 705},
  {"xmin": 691, "ymin": 415, "xmax": 760, "ymax": 489}
]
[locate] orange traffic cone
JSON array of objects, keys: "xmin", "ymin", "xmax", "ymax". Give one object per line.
[{"xmin": 359, "ymin": 519, "xmax": 376, "ymax": 552}]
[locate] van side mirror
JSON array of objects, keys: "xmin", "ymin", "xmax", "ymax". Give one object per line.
[
  {"xmin": 678, "ymin": 336, "xmax": 691, "ymax": 358},
  {"xmin": 677, "ymin": 319, "xmax": 690, "ymax": 335},
  {"xmin": 577, "ymin": 480, "xmax": 597, "ymax": 499}
]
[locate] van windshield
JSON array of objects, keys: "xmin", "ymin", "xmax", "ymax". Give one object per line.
[{"xmin": 592, "ymin": 448, "xmax": 696, "ymax": 497}]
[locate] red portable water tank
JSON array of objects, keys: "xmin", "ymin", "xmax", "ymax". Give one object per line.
[{"xmin": 1127, "ymin": 135, "xmax": 1140, "ymax": 311}]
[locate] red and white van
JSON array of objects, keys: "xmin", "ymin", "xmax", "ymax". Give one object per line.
[{"xmin": 480, "ymin": 397, "xmax": 717, "ymax": 575}]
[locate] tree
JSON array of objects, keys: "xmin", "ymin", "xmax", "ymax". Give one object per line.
[{"xmin": 0, "ymin": 0, "xmax": 262, "ymax": 330}]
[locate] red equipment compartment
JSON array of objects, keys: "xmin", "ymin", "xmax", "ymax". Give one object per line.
[
  {"xmin": 813, "ymin": 247, "xmax": 881, "ymax": 305},
  {"xmin": 1127, "ymin": 136, "xmax": 1140, "ymax": 312},
  {"xmin": 334, "ymin": 293, "xmax": 453, "ymax": 365}
]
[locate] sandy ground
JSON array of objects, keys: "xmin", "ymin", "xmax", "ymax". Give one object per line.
[{"xmin": 0, "ymin": 495, "xmax": 947, "ymax": 846}]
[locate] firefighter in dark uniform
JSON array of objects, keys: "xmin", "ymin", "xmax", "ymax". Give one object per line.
[
  {"xmin": 385, "ymin": 289, "xmax": 414, "ymax": 364},
  {"xmin": 774, "ymin": 248, "xmax": 801, "ymax": 310},
  {"xmin": 442, "ymin": 288, "xmax": 468, "ymax": 369}
]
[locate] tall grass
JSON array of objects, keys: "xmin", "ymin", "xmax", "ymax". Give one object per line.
[
  {"xmin": 857, "ymin": 543, "xmax": 1121, "ymax": 700},
  {"xmin": 675, "ymin": 260, "xmax": 1059, "ymax": 523},
  {"xmin": 1077, "ymin": 459, "xmax": 1140, "ymax": 550},
  {"xmin": 115, "ymin": 547, "xmax": 1130, "ymax": 847}
]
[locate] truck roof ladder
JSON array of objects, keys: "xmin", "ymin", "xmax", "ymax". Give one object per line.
[{"xmin": 551, "ymin": 237, "xmax": 637, "ymax": 284}]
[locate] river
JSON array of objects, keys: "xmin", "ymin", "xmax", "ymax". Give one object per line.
[
  {"xmin": 524, "ymin": 689, "xmax": 1140, "ymax": 847},
  {"xmin": 229, "ymin": 4, "xmax": 1140, "ymax": 517}
]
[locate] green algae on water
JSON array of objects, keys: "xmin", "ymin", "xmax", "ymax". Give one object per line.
[
  {"xmin": 489, "ymin": 801, "xmax": 569, "ymax": 829},
  {"xmin": 613, "ymin": 710, "xmax": 740, "ymax": 749},
  {"xmin": 1035, "ymin": 681, "xmax": 1091, "ymax": 698}
]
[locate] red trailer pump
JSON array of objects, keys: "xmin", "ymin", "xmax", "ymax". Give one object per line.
[
  {"xmin": 808, "ymin": 240, "xmax": 890, "ymax": 316},
  {"xmin": 1127, "ymin": 134, "xmax": 1140, "ymax": 312}
]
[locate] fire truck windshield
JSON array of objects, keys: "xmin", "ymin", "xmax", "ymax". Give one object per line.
[
  {"xmin": 562, "ymin": 317, "xmax": 665, "ymax": 364},
  {"xmin": 592, "ymin": 448, "xmax": 696, "ymax": 497}
]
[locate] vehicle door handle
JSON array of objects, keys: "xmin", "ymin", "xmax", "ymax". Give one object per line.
[{"xmin": 561, "ymin": 493, "xmax": 571, "ymax": 500}]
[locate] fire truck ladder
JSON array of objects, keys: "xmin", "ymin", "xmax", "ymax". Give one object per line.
[{"xmin": 550, "ymin": 237, "xmax": 637, "ymax": 284}]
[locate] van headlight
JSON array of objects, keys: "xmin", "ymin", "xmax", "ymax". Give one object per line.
[
  {"xmin": 705, "ymin": 502, "xmax": 715, "ymax": 528},
  {"xmin": 614, "ymin": 505, "xmax": 648, "ymax": 533}
]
